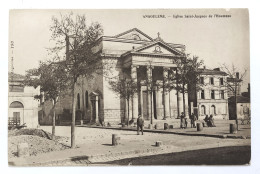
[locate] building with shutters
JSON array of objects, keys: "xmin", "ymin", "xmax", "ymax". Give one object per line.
[{"xmin": 190, "ymin": 68, "xmax": 229, "ymax": 120}]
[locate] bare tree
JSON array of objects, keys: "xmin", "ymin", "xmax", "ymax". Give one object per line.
[
  {"xmin": 169, "ymin": 55, "xmax": 203, "ymax": 117},
  {"xmin": 48, "ymin": 12, "xmax": 103, "ymax": 148},
  {"xmin": 220, "ymin": 63, "xmax": 247, "ymax": 129},
  {"xmin": 108, "ymin": 78, "xmax": 138, "ymax": 126}
]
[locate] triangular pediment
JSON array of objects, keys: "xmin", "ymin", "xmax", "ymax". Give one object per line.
[
  {"xmin": 114, "ymin": 28, "xmax": 153, "ymax": 41},
  {"xmin": 134, "ymin": 41, "xmax": 184, "ymax": 56}
]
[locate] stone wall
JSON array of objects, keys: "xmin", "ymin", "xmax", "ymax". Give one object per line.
[{"xmin": 103, "ymin": 109, "xmax": 125, "ymax": 125}]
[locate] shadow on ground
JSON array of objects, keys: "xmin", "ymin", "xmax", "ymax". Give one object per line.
[{"xmin": 92, "ymin": 146, "xmax": 251, "ymax": 165}]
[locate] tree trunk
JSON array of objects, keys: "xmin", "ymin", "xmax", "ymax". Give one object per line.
[
  {"xmin": 52, "ymin": 103, "xmax": 56, "ymax": 140},
  {"xmin": 71, "ymin": 82, "xmax": 77, "ymax": 148},
  {"xmin": 51, "ymin": 98, "xmax": 58, "ymax": 141},
  {"xmin": 127, "ymin": 99, "xmax": 130, "ymax": 127},
  {"xmin": 182, "ymin": 84, "xmax": 186, "ymax": 116},
  {"xmin": 163, "ymin": 87, "xmax": 166, "ymax": 120},
  {"xmin": 150, "ymin": 90, "xmax": 153, "ymax": 125}
]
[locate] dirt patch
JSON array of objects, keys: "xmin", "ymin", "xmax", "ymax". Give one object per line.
[{"xmin": 8, "ymin": 129, "xmax": 69, "ymax": 159}]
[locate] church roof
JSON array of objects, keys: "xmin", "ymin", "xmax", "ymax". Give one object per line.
[
  {"xmin": 122, "ymin": 40, "xmax": 185, "ymax": 57},
  {"xmin": 114, "ymin": 28, "xmax": 154, "ymax": 41},
  {"xmin": 198, "ymin": 68, "xmax": 227, "ymax": 76}
]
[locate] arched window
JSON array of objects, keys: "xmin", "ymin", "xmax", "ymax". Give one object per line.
[
  {"xmin": 85, "ymin": 91, "xmax": 88, "ymax": 108},
  {"xmin": 211, "ymin": 105, "xmax": 216, "ymax": 115},
  {"xmin": 201, "ymin": 105, "xmax": 206, "ymax": 115},
  {"xmin": 77, "ymin": 93, "xmax": 80, "ymax": 109},
  {"xmin": 9, "ymin": 101, "xmax": 24, "ymax": 108}
]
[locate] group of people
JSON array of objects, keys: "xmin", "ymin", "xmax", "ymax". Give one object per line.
[
  {"xmin": 203, "ymin": 115, "xmax": 216, "ymax": 127},
  {"xmin": 180, "ymin": 112, "xmax": 198, "ymax": 129},
  {"xmin": 136, "ymin": 112, "xmax": 216, "ymax": 135},
  {"xmin": 180, "ymin": 112, "xmax": 216, "ymax": 128}
]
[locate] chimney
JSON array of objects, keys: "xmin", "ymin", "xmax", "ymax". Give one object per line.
[
  {"xmin": 236, "ymin": 72, "xmax": 239, "ymax": 79},
  {"xmin": 203, "ymin": 66, "xmax": 206, "ymax": 69}
]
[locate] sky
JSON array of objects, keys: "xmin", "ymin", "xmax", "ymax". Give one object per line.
[{"xmin": 9, "ymin": 9, "xmax": 250, "ymax": 92}]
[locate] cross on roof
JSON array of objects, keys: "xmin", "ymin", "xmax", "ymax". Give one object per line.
[{"xmin": 157, "ymin": 32, "xmax": 160, "ymax": 38}]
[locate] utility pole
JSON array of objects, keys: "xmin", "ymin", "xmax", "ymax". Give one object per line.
[{"xmin": 234, "ymin": 76, "xmax": 238, "ymax": 131}]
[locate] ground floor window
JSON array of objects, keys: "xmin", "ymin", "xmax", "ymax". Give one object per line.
[
  {"xmin": 211, "ymin": 105, "xmax": 216, "ymax": 115},
  {"xmin": 9, "ymin": 101, "xmax": 24, "ymax": 126}
]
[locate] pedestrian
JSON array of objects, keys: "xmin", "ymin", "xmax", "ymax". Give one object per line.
[
  {"xmin": 209, "ymin": 115, "xmax": 216, "ymax": 127},
  {"xmin": 204, "ymin": 115, "xmax": 210, "ymax": 127},
  {"xmin": 180, "ymin": 112, "xmax": 186, "ymax": 129},
  {"xmin": 137, "ymin": 115, "xmax": 144, "ymax": 135},
  {"xmin": 191, "ymin": 113, "xmax": 197, "ymax": 128},
  {"xmin": 193, "ymin": 113, "xmax": 197, "ymax": 128},
  {"xmin": 185, "ymin": 117, "xmax": 188, "ymax": 128}
]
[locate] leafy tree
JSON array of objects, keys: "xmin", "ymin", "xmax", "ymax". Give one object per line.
[
  {"xmin": 24, "ymin": 61, "xmax": 68, "ymax": 140},
  {"xmin": 48, "ymin": 12, "xmax": 103, "ymax": 148},
  {"xmin": 169, "ymin": 55, "xmax": 203, "ymax": 117},
  {"xmin": 108, "ymin": 78, "xmax": 138, "ymax": 126}
]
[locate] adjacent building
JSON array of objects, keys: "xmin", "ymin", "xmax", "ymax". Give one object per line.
[
  {"xmin": 8, "ymin": 73, "xmax": 40, "ymax": 128},
  {"xmin": 228, "ymin": 95, "xmax": 250, "ymax": 120},
  {"xmin": 189, "ymin": 67, "xmax": 229, "ymax": 120}
]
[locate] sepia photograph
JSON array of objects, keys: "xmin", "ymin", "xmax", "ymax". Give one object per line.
[{"xmin": 7, "ymin": 8, "xmax": 251, "ymax": 167}]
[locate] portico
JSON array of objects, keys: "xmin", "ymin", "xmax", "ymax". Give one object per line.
[
  {"xmin": 73, "ymin": 28, "xmax": 189, "ymax": 125},
  {"xmin": 121, "ymin": 40, "xmax": 188, "ymax": 121}
]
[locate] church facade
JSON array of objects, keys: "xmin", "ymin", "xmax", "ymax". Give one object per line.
[{"xmin": 73, "ymin": 28, "xmax": 189, "ymax": 124}]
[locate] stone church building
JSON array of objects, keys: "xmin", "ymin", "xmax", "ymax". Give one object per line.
[
  {"xmin": 41, "ymin": 28, "xmax": 229, "ymax": 125},
  {"xmin": 73, "ymin": 28, "xmax": 189, "ymax": 124}
]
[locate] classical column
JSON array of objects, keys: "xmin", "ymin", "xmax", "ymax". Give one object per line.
[
  {"xmin": 125, "ymin": 98, "xmax": 128, "ymax": 123},
  {"xmin": 95, "ymin": 96, "xmax": 99, "ymax": 123},
  {"xmin": 146, "ymin": 65, "xmax": 153, "ymax": 122},
  {"xmin": 178, "ymin": 92, "xmax": 184, "ymax": 115},
  {"xmin": 155, "ymin": 82, "xmax": 161, "ymax": 119},
  {"xmin": 131, "ymin": 65, "xmax": 139, "ymax": 121},
  {"xmin": 185, "ymin": 92, "xmax": 189, "ymax": 117},
  {"xmin": 171, "ymin": 69, "xmax": 178, "ymax": 118},
  {"xmin": 140, "ymin": 86, "xmax": 143, "ymax": 116},
  {"xmin": 175, "ymin": 68, "xmax": 183, "ymax": 118},
  {"xmin": 163, "ymin": 67, "xmax": 170, "ymax": 119}
]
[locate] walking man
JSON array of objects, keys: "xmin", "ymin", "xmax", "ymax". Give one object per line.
[{"xmin": 137, "ymin": 115, "xmax": 144, "ymax": 135}]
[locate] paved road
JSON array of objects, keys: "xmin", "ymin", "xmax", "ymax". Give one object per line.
[
  {"xmin": 27, "ymin": 145, "xmax": 250, "ymax": 166},
  {"xmin": 98, "ymin": 145, "xmax": 251, "ymax": 165}
]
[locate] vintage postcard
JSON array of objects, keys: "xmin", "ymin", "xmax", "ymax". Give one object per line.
[{"xmin": 8, "ymin": 9, "xmax": 250, "ymax": 166}]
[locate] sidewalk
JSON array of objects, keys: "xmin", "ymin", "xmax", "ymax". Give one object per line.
[{"xmin": 80, "ymin": 119, "xmax": 251, "ymax": 139}]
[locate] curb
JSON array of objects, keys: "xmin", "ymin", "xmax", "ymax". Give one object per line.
[
  {"xmin": 19, "ymin": 145, "xmax": 169, "ymax": 166},
  {"xmin": 77, "ymin": 125, "xmax": 251, "ymax": 140}
]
